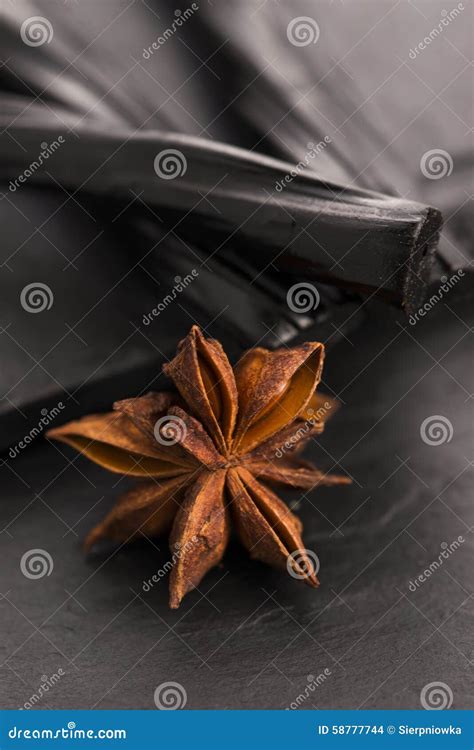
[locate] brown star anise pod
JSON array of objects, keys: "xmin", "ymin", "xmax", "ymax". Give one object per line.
[{"xmin": 47, "ymin": 326, "xmax": 350, "ymax": 608}]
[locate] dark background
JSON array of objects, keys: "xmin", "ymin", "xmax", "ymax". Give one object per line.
[{"xmin": 0, "ymin": 0, "xmax": 472, "ymax": 710}]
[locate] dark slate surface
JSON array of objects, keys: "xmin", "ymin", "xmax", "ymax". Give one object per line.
[{"xmin": 1, "ymin": 282, "xmax": 472, "ymax": 710}]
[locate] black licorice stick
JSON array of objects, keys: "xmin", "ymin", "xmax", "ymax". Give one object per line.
[{"xmin": 2, "ymin": 126, "xmax": 442, "ymax": 315}]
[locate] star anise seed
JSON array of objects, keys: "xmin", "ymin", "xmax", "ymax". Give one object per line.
[{"xmin": 47, "ymin": 325, "xmax": 350, "ymax": 608}]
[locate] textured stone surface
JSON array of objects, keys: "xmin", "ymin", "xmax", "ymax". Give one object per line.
[{"xmin": 1, "ymin": 285, "xmax": 472, "ymax": 710}]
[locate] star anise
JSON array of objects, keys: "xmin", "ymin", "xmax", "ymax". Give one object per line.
[{"xmin": 47, "ymin": 326, "xmax": 350, "ymax": 608}]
